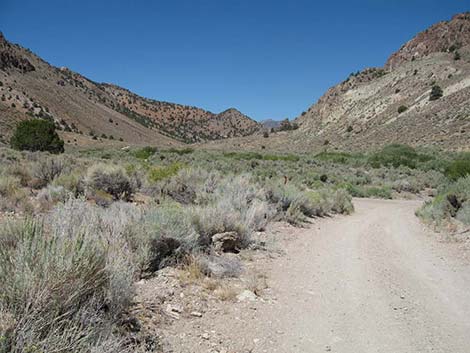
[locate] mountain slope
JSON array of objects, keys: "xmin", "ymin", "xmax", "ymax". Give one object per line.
[
  {"xmin": 295, "ymin": 13, "xmax": 470, "ymax": 151},
  {"xmin": 0, "ymin": 32, "xmax": 259, "ymax": 146}
]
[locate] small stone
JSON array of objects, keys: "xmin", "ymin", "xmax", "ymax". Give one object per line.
[
  {"xmin": 167, "ymin": 304, "xmax": 183, "ymax": 313},
  {"xmin": 237, "ymin": 290, "xmax": 257, "ymax": 302},
  {"xmin": 201, "ymin": 333, "xmax": 210, "ymax": 340},
  {"xmin": 400, "ymin": 295, "xmax": 405, "ymax": 299},
  {"xmin": 191, "ymin": 311, "xmax": 203, "ymax": 317}
]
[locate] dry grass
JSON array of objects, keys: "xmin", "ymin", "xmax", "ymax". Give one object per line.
[
  {"xmin": 245, "ymin": 270, "xmax": 269, "ymax": 296},
  {"xmin": 177, "ymin": 255, "xmax": 205, "ymax": 285},
  {"xmin": 214, "ymin": 284, "xmax": 239, "ymax": 301}
]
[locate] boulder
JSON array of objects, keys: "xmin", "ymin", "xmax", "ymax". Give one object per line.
[{"xmin": 211, "ymin": 231, "xmax": 240, "ymax": 253}]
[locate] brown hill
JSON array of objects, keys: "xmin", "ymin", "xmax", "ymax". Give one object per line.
[
  {"xmin": 294, "ymin": 13, "xmax": 470, "ymax": 151},
  {"xmin": 386, "ymin": 13, "xmax": 470, "ymax": 70},
  {"xmin": 0, "ymin": 32, "xmax": 259, "ymax": 146}
]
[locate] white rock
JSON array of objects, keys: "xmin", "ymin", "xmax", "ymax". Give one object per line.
[
  {"xmin": 237, "ymin": 290, "xmax": 257, "ymax": 302},
  {"xmin": 191, "ymin": 311, "xmax": 203, "ymax": 317}
]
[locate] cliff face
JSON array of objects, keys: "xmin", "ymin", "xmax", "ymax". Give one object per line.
[{"xmin": 294, "ymin": 13, "xmax": 470, "ymax": 151}]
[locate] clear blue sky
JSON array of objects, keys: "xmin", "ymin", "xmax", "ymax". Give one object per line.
[{"xmin": 1, "ymin": 0, "xmax": 469, "ymax": 121}]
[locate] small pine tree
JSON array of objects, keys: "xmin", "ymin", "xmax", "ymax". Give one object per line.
[
  {"xmin": 429, "ymin": 85, "xmax": 443, "ymax": 101},
  {"xmin": 397, "ymin": 105, "xmax": 408, "ymax": 114},
  {"xmin": 10, "ymin": 119, "xmax": 64, "ymax": 153}
]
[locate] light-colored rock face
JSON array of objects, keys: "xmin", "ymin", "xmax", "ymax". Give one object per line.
[{"xmin": 295, "ymin": 13, "xmax": 470, "ymax": 151}]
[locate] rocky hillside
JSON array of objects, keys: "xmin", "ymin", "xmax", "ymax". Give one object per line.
[
  {"xmin": 296, "ymin": 13, "xmax": 470, "ymax": 151},
  {"xmin": 0, "ymin": 32, "xmax": 259, "ymax": 146}
]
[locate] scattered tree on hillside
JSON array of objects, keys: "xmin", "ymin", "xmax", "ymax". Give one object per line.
[
  {"xmin": 397, "ymin": 105, "xmax": 408, "ymax": 114},
  {"xmin": 10, "ymin": 119, "xmax": 64, "ymax": 153},
  {"xmin": 429, "ymin": 85, "xmax": 443, "ymax": 101},
  {"xmin": 279, "ymin": 119, "xmax": 299, "ymax": 131}
]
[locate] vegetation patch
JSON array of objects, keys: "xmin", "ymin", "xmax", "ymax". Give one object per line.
[
  {"xmin": 368, "ymin": 144, "xmax": 432, "ymax": 169},
  {"xmin": 10, "ymin": 119, "xmax": 64, "ymax": 154},
  {"xmin": 148, "ymin": 162, "xmax": 184, "ymax": 183}
]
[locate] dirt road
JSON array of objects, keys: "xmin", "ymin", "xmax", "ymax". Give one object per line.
[{"xmin": 167, "ymin": 199, "xmax": 470, "ymax": 353}]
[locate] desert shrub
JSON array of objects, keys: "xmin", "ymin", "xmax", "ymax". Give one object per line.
[
  {"xmin": 390, "ymin": 178, "xmax": 421, "ymax": 193},
  {"xmin": 140, "ymin": 202, "xmax": 198, "ymax": 271},
  {"xmin": 339, "ymin": 182, "xmax": 392, "ymax": 199},
  {"xmin": 0, "ymin": 215, "xmax": 133, "ymax": 352},
  {"xmin": 0, "ymin": 175, "xmax": 20, "ymax": 198},
  {"xmin": 222, "ymin": 151, "xmax": 300, "ymax": 162},
  {"xmin": 147, "ymin": 162, "xmax": 184, "ymax": 184},
  {"xmin": 53, "ymin": 172, "xmax": 85, "ymax": 196},
  {"xmin": 6, "ymin": 163, "xmax": 31, "ymax": 187},
  {"xmin": 456, "ymin": 201, "xmax": 470, "ymax": 225},
  {"xmin": 85, "ymin": 164, "xmax": 134, "ymax": 201},
  {"xmin": 133, "ymin": 146, "xmax": 157, "ymax": 160},
  {"xmin": 191, "ymin": 175, "xmax": 272, "ymax": 246},
  {"xmin": 162, "ymin": 147, "xmax": 194, "ymax": 155},
  {"xmin": 223, "ymin": 151, "xmax": 263, "ymax": 160},
  {"xmin": 429, "ymin": 85, "xmax": 443, "ymax": 101},
  {"xmin": 397, "ymin": 105, "xmax": 408, "ymax": 114},
  {"xmin": 445, "ymin": 159, "xmax": 470, "ymax": 181},
  {"xmin": 417, "ymin": 176, "xmax": 470, "ymax": 226},
  {"xmin": 37, "ymin": 184, "xmax": 71, "ymax": 208},
  {"xmin": 10, "ymin": 119, "xmax": 64, "ymax": 154},
  {"xmin": 265, "ymin": 181, "xmax": 303, "ymax": 212},
  {"xmin": 266, "ymin": 180, "xmax": 353, "ymax": 224},
  {"xmin": 262, "ymin": 154, "xmax": 300, "ymax": 162},
  {"xmin": 285, "ymin": 198, "xmax": 307, "ymax": 225},
  {"xmin": 330, "ymin": 189, "xmax": 354, "ymax": 214},
  {"xmin": 0, "ymin": 174, "xmax": 31, "ymax": 212},
  {"xmin": 152, "ymin": 167, "xmax": 221, "ymax": 205},
  {"xmin": 315, "ymin": 151, "xmax": 364, "ymax": 164},
  {"xmin": 32, "ymin": 156, "xmax": 68, "ymax": 186}
]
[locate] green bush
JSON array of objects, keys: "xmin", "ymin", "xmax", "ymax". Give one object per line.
[
  {"xmin": 10, "ymin": 119, "xmax": 64, "ymax": 154},
  {"xmin": 85, "ymin": 164, "xmax": 134, "ymax": 201},
  {"xmin": 445, "ymin": 159, "xmax": 470, "ymax": 181},
  {"xmin": 429, "ymin": 85, "xmax": 443, "ymax": 101},
  {"xmin": 163, "ymin": 147, "xmax": 194, "ymax": 155},
  {"xmin": 397, "ymin": 105, "xmax": 408, "ymax": 114},
  {"xmin": 417, "ymin": 176, "xmax": 470, "ymax": 226},
  {"xmin": 223, "ymin": 151, "xmax": 263, "ymax": 160},
  {"xmin": 0, "ymin": 219, "xmax": 116, "ymax": 352},
  {"xmin": 133, "ymin": 146, "xmax": 157, "ymax": 159},
  {"xmin": 368, "ymin": 144, "xmax": 431, "ymax": 169},
  {"xmin": 315, "ymin": 151, "xmax": 363, "ymax": 164},
  {"xmin": 148, "ymin": 162, "xmax": 184, "ymax": 183},
  {"xmin": 338, "ymin": 183, "xmax": 392, "ymax": 199}
]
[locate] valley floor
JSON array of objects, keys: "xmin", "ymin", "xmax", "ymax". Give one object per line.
[{"xmin": 163, "ymin": 199, "xmax": 470, "ymax": 353}]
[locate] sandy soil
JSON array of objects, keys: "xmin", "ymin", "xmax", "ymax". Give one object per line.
[{"xmin": 163, "ymin": 198, "xmax": 470, "ymax": 353}]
